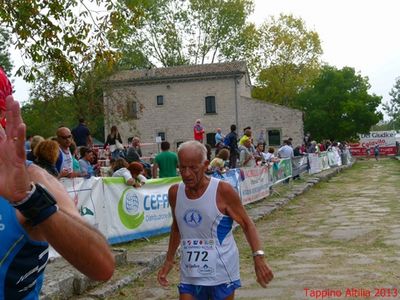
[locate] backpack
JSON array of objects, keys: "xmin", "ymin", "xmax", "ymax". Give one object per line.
[{"xmin": 223, "ymin": 134, "xmax": 231, "ymax": 148}]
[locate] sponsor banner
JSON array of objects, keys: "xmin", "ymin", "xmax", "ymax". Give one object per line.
[
  {"xmin": 292, "ymin": 156, "xmax": 308, "ymax": 177},
  {"xmin": 240, "ymin": 166, "xmax": 270, "ymax": 205},
  {"xmin": 308, "ymin": 153, "xmax": 322, "ymax": 174},
  {"xmin": 270, "ymin": 158, "xmax": 292, "ymax": 184},
  {"xmin": 211, "ymin": 168, "xmax": 241, "ymax": 193},
  {"xmin": 351, "ymin": 131, "xmax": 397, "ymax": 156},
  {"xmin": 319, "ymin": 152, "xmax": 330, "ymax": 170}
]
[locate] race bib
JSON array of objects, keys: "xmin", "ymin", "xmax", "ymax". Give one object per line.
[{"xmin": 181, "ymin": 239, "xmax": 217, "ymax": 277}]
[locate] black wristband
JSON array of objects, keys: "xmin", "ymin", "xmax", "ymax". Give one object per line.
[{"xmin": 13, "ymin": 183, "xmax": 58, "ymax": 226}]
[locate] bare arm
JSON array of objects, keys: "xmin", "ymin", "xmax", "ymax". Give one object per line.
[
  {"xmin": 0, "ymin": 96, "xmax": 114, "ymax": 281},
  {"xmin": 152, "ymin": 162, "xmax": 158, "ymax": 179},
  {"xmin": 218, "ymin": 181, "xmax": 273, "ymax": 287},
  {"xmin": 157, "ymin": 184, "xmax": 180, "ymax": 287},
  {"xmin": 26, "ymin": 164, "xmax": 115, "ymax": 280}
]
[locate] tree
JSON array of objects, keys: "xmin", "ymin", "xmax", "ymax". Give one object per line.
[
  {"xmin": 0, "ymin": 0, "xmax": 143, "ymax": 82},
  {"xmin": 0, "ymin": 27, "xmax": 12, "ymax": 74},
  {"xmin": 383, "ymin": 77, "xmax": 400, "ymax": 130},
  {"xmin": 119, "ymin": 0, "xmax": 255, "ymax": 67},
  {"xmin": 251, "ymin": 14, "xmax": 323, "ymax": 107},
  {"xmin": 294, "ymin": 66, "xmax": 383, "ymax": 141}
]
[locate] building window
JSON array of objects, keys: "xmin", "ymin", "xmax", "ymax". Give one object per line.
[
  {"xmin": 127, "ymin": 100, "xmax": 138, "ymax": 119},
  {"xmin": 205, "ymin": 96, "xmax": 216, "ymax": 114},
  {"xmin": 206, "ymin": 133, "xmax": 215, "ymax": 147},
  {"xmin": 157, "ymin": 132, "xmax": 166, "ymax": 141},
  {"xmin": 157, "ymin": 95, "xmax": 164, "ymax": 105},
  {"xmin": 267, "ymin": 129, "xmax": 281, "ymax": 146}
]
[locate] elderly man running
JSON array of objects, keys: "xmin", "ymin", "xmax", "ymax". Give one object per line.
[{"xmin": 158, "ymin": 141, "xmax": 273, "ymax": 300}]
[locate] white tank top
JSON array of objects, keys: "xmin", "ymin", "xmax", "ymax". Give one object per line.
[{"xmin": 176, "ymin": 177, "xmax": 240, "ymax": 285}]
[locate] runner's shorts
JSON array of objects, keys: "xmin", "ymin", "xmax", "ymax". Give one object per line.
[{"xmin": 178, "ymin": 280, "xmax": 241, "ymax": 300}]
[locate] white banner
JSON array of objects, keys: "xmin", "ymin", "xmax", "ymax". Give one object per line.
[{"xmin": 240, "ymin": 166, "xmax": 270, "ymax": 205}]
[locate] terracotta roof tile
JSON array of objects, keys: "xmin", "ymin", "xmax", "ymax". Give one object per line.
[{"xmin": 108, "ymin": 61, "xmax": 247, "ymax": 82}]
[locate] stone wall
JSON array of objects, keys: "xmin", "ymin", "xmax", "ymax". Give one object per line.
[{"xmin": 104, "ymin": 74, "xmax": 304, "ymax": 156}]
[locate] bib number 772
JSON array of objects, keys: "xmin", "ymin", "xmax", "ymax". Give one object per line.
[{"xmin": 187, "ymin": 250, "xmax": 208, "ymax": 262}]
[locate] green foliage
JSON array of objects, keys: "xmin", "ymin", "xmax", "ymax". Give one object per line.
[
  {"xmin": 0, "ymin": 0, "xmax": 142, "ymax": 82},
  {"xmin": 0, "ymin": 27, "xmax": 13, "ymax": 74},
  {"xmin": 383, "ymin": 77, "xmax": 400, "ymax": 130},
  {"xmin": 119, "ymin": 0, "xmax": 254, "ymax": 67},
  {"xmin": 294, "ymin": 65, "xmax": 383, "ymax": 141},
  {"xmin": 251, "ymin": 14, "xmax": 322, "ymax": 107}
]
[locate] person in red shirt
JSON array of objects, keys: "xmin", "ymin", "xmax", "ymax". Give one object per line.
[{"xmin": 193, "ymin": 119, "xmax": 205, "ymax": 143}]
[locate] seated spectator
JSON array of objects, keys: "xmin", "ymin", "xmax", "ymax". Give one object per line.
[
  {"xmin": 214, "ymin": 128, "xmax": 225, "ymax": 155},
  {"xmin": 33, "ymin": 140, "xmax": 60, "ymax": 178},
  {"xmin": 127, "ymin": 162, "xmax": 147, "ymax": 188},
  {"xmin": 209, "ymin": 148, "xmax": 230, "ymax": 173},
  {"xmin": 111, "ymin": 158, "xmax": 136, "ymax": 186},
  {"xmin": 70, "ymin": 141, "xmax": 82, "ymax": 177},
  {"xmin": 79, "ymin": 147, "xmax": 96, "ymax": 178}
]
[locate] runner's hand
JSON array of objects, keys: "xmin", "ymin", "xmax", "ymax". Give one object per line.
[
  {"xmin": 0, "ymin": 96, "xmax": 31, "ymax": 202},
  {"xmin": 157, "ymin": 261, "xmax": 174, "ymax": 287},
  {"xmin": 254, "ymin": 256, "xmax": 274, "ymax": 288}
]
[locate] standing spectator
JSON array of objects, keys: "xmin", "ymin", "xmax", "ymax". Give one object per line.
[
  {"xmin": 33, "ymin": 140, "xmax": 60, "ymax": 178},
  {"xmin": 104, "ymin": 125, "xmax": 124, "ymax": 159},
  {"xmin": 254, "ymin": 142, "xmax": 266, "ymax": 165},
  {"xmin": 111, "ymin": 158, "xmax": 136, "ymax": 186},
  {"xmin": 55, "ymin": 127, "xmax": 74, "ymax": 178},
  {"xmin": 128, "ymin": 162, "xmax": 147, "ymax": 188},
  {"xmin": 152, "ymin": 141, "xmax": 178, "ymax": 178},
  {"xmin": 79, "ymin": 147, "xmax": 96, "ymax": 178},
  {"xmin": 26, "ymin": 135, "xmax": 44, "ymax": 161},
  {"xmin": 239, "ymin": 136, "xmax": 256, "ymax": 168},
  {"xmin": 278, "ymin": 140, "xmax": 294, "ymax": 159},
  {"xmin": 214, "ymin": 128, "xmax": 224, "ymax": 155},
  {"xmin": 209, "ymin": 148, "xmax": 230, "ymax": 173},
  {"xmin": 224, "ymin": 124, "xmax": 239, "ymax": 168},
  {"xmin": 193, "ymin": 119, "xmax": 205, "ymax": 143},
  {"xmin": 374, "ymin": 144, "xmax": 380, "ymax": 160},
  {"xmin": 72, "ymin": 118, "xmax": 92, "ymax": 148}
]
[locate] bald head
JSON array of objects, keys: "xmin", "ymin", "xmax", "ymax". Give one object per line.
[{"xmin": 178, "ymin": 141, "xmax": 207, "ymax": 163}]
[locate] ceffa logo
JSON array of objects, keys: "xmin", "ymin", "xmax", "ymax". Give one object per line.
[{"xmin": 118, "ymin": 188, "xmax": 144, "ymax": 229}]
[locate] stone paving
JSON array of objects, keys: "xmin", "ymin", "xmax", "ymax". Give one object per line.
[{"xmin": 43, "ymin": 158, "xmax": 400, "ymax": 299}]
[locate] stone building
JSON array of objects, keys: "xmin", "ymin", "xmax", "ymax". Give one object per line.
[{"xmin": 103, "ymin": 61, "xmax": 304, "ymax": 155}]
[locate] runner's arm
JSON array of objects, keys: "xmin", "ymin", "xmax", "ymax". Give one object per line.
[
  {"xmin": 158, "ymin": 184, "xmax": 180, "ymax": 287},
  {"xmin": 219, "ymin": 181, "xmax": 274, "ymax": 287},
  {"xmin": 26, "ymin": 164, "xmax": 115, "ymax": 281}
]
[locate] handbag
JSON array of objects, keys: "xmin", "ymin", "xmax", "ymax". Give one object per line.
[{"xmin": 115, "ymin": 140, "xmax": 124, "ymax": 150}]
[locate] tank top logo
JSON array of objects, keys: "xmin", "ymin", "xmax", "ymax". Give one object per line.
[{"xmin": 183, "ymin": 209, "xmax": 202, "ymax": 227}]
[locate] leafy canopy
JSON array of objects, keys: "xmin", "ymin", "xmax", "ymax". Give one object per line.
[
  {"xmin": 294, "ymin": 65, "xmax": 383, "ymax": 141},
  {"xmin": 251, "ymin": 14, "xmax": 323, "ymax": 107}
]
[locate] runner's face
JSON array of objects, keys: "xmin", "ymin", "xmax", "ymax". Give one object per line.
[{"xmin": 178, "ymin": 148, "xmax": 208, "ymax": 189}]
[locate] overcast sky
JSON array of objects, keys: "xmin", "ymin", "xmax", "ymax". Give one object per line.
[
  {"xmin": 251, "ymin": 0, "xmax": 400, "ymax": 117},
  {"xmin": 11, "ymin": 0, "xmax": 400, "ymax": 117}
]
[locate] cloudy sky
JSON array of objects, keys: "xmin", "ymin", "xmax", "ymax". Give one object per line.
[
  {"xmin": 251, "ymin": 0, "xmax": 400, "ymax": 117},
  {"xmin": 11, "ymin": 0, "xmax": 400, "ymax": 118}
]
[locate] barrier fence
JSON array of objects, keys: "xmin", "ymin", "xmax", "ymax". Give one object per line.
[{"xmin": 60, "ymin": 151, "xmax": 352, "ymax": 246}]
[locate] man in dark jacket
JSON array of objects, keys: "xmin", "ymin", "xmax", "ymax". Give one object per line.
[{"xmin": 224, "ymin": 124, "xmax": 239, "ymax": 168}]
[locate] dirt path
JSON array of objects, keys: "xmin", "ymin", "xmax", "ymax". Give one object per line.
[{"xmin": 108, "ymin": 159, "xmax": 400, "ymax": 300}]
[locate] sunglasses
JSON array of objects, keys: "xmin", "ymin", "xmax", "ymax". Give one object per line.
[{"xmin": 59, "ymin": 135, "xmax": 72, "ymax": 140}]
